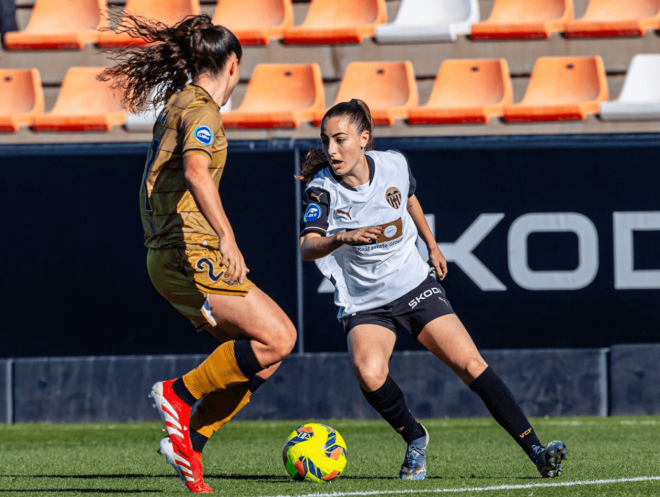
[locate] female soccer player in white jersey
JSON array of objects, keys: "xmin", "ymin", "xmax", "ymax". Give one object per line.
[{"xmin": 298, "ymin": 99, "xmax": 567, "ymax": 481}]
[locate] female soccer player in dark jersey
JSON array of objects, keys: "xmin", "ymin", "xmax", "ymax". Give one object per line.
[
  {"xmin": 298, "ymin": 99, "xmax": 567, "ymax": 481},
  {"xmin": 100, "ymin": 14, "xmax": 296, "ymax": 493}
]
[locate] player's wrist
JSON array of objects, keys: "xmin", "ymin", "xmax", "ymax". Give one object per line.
[{"xmin": 427, "ymin": 242, "xmax": 441, "ymax": 253}]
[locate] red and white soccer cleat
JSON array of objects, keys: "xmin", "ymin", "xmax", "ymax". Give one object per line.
[
  {"xmin": 150, "ymin": 380, "xmax": 194, "ymax": 457},
  {"xmin": 158, "ymin": 436, "xmax": 213, "ymax": 493}
]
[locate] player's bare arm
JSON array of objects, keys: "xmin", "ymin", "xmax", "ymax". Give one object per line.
[
  {"xmin": 406, "ymin": 194, "xmax": 448, "ymax": 280},
  {"xmin": 184, "ymin": 154, "xmax": 248, "ymax": 284},
  {"xmin": 300, "ymin": 226, "xmax": 384, "ymax": 261}
]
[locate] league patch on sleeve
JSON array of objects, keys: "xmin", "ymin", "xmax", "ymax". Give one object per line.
[
  {"xmin": 304, "ymin": 203, "xmax": 322, "ymax": 222},
  {"xmin": 194, "ymin": 125, "xmax": 214, "ymax": 146}
]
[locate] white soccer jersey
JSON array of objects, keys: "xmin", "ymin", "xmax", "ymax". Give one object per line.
[{"xmin": 300, "ymin": 150, "xmax": 430, "ymax": 316}]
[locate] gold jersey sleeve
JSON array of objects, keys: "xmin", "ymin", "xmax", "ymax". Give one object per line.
[{"xmin": 141, "ymin": 84, "xmax": 229, "ymax": 250}]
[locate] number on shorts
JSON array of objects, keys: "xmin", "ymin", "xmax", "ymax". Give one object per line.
[
  {"xmin": 196, "ymin": 258, "xmax": 225, "ymax": 282},
  {"xmin": 143, "ymin": 138, "xmax": 160, "ymax": 212}
]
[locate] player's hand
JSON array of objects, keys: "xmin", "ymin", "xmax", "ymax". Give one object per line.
[
  {"xmin": 338, "ymin": 226, "xmax": 383, "ymax": 245},
  {"xmin": 219, "ymin": 236, "xmax": 249, "ymax": 284},
  {"xmin": 429, "ymin": 245, "xmax": 448, "ymax": 280}
]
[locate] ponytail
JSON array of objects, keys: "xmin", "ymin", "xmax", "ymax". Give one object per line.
[
  {"xmin": 296, "ymin": 99, "xmax": 375, "ymax": 184},
  {"xmin": 98, "ymin": 12, "xmax": 242, "ymax": 113}
]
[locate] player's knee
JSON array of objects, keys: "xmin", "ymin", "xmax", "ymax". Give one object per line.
[
  {"xmin": 353, "ymin": 362, "xmax": 388, "ymax": 392},
  {"xmin": 462, "ymin": 356, "xmax": 488, "ymax": 383},
  {"xmin": 268, "ymin": 320, "xmax": 297, "ymax": 362}
]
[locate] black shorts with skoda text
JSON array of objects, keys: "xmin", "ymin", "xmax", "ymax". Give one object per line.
[{"xmin": 342, "ymin": 275, "xmax": 455, "ymax": 339}]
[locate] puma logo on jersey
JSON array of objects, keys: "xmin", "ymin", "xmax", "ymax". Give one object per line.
[
  {"xmin": 336, "ymin": 206, "xmax": 353, "ymax": 220},
  {"xmin": 438, "ymin": 296, "xmax": 448, "ymax": 305},
  {"xmin": 310, "ymin": 192, "xmax": 325, "ymax": 203},
  {"xmin": 409, "ymin": 287, "xmax": 441, "ymax": 309}
]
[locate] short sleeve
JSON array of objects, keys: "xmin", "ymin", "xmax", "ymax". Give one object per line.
[
  {"xmin": 179, "ymin": 105, "xmax": 222, "ymax": 160},
  {"xmin": 408, "ymin": 165, "xmax": 417, "ymax": 198},
  {"xmin": 388, "ymin": 149, "xmax": 416, "ymax": 198},
  {"xmin": 300, "ymin": 186, "xmax": 331, "ymax": 237}
]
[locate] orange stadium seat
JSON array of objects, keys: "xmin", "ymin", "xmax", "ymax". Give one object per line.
[
  {"xmin": 314, "ymin": 61, "xmax": 418, "ymax": 126},
  {"xmin": 222, "ymin": 64, "xmax": 324, "ymax": 128},
  {"xmin": 0, "ymin": 69, "xmax": 45, "ymax": 132},
  {"xmin": 409, "ymin": 59, "xmax": 512, "ymax": 125},
  {"xmin": 565, "ymin": 0, "xmax": 660, "ymax": 37},
  {"xmin": 212, "ymin": 0, "xmax": 292, "ymax": 46},
  {"xmin": 504, "ymin": 56, "xmax": 608, "ymax": 122},
  {"xmin": 97, "ymin": 0, "xmax": 201, "ymax": 48},
  {"xmin": 4, "ymin": 0, "xmax": 107, "ymax": 50},
  {"xmin": 471, "ymin": 0, "xmax": 573, "ymax": 40},
  {"xmin": 32, "ymin": 67, "xmax": 126, "ymax": 132},
  {"xmin": 283, "ymin": 0, "xmax": 386, "ymax": 44}
]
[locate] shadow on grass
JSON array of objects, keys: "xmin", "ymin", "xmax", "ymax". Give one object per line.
[
  {"xmin": 4, "ymin": 473, "xmax": 540, "ymax": 482},
  {"xmin": 0, "ymin": 491, "xmax": 161, "ymax": 494},
  {"xmin": 12, "ymin": 474, "xmax": 288, "ymax": 482}
]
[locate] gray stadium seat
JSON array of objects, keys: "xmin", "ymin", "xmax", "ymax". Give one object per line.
[
  {"xmin": 375, "ymin": 0, "xmax": 479, "ymax": 44},
  {"xmin": 600, "ymin": 55, "xmax": 660, "ymax": 122}
]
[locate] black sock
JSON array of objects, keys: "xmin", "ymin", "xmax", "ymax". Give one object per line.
[
  {"xmin": 361, "ymin": 376, "xmax": 425, "ymax": 444},
  {"xmin": 234, "ymin": 340, "xmax": 264, "ymax": 377},
  {"xmin": 470, "ymin": 367, "xmax": 540, "ymax": 454},
  {"xmin": 190, "ymin": 430, "xmax": 209, "ymax": 453},
  {"xmin": 172, "ymin": 378, "xmax": 197, "ymax": 407},
  {"xmin": 249, "ymin": 375, "xmax": 266, "ymax": 394}
]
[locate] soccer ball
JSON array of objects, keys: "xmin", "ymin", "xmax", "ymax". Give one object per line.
[{"xmin": 282, "ymin": 423, "xmax": 348, "ymax": 483}]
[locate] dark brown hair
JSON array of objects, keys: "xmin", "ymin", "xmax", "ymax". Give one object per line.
[
  {"xmin": 98, "ymin": 12, "xmax": 242, "ymax": 113},
  {"xmin": 296, "ymin": 99, "xmax": 375, "ymax": 184}
]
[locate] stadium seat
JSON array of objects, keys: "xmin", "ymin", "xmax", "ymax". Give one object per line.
[
  {"xmin": 408, "ymin": 59, "xmax": 512, "ymax": 125},
  {"xmin": 565, "ymin": 0, "xmax": 660, "ymax": 37},
  {"xmin": 0, "ymin": 69, "xmax": 45, "ymax": 132},
  {"xmin": 126, "ymin": 97, "xmax": 232, "ymax": 132},
  {"xmin": 471, "ymin": 0, "xmax": 573, "ymax": 40},
  {"xmin": 600, "ymin": 55, "xmax": 660, "ymax": 121},
  {"xmin": 4, "ymin": 0, "xmax": 107, "ymax": 50},
  {"xmin": 32, "ymin": 67, "xmax": 126, "ymax": 132},
  {"xmin": 504, "ymin": 56, "xmax": 608, "ymax": 122},
  {"xmin": 97, "ymin": 0, "xmax": 201, "ymax": 48},
  {"xmin": 222, "ymin": 64, "xmax": 323, "ymax": 128},
  {"xmin": 283, "ymin": 0, "xmax": 386, "ymax": 44},
  {"xmin": 314, "ymin": 61, "xmax": 418, "ymax": 126},
  {"xmin": 212, "ymin": 0, "xmax": 292, "ymax": 46},
  {"xmin": 375, "ymin": 0, "xmax": 479, "ymax": 43}
]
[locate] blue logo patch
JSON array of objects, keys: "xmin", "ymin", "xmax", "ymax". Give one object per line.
[
  {"xmin": 194, "ymin": 125, "xmax": 213, "ymax": 146},
  {"xmin": 304, "ymin": 203, "xmax": 321, "ymax": 223}
]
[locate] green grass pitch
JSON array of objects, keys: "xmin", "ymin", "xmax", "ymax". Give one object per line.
[{"xmin": 1, "ymin": 417, "xmax": 659, "ymax": 496}]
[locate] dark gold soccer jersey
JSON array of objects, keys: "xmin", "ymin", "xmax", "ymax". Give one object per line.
[{"xmin": 140, "ymin": 84, "xmax": 228, "ymax": 250}]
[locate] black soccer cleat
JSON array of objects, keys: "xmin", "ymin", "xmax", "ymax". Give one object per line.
[{"xmin": 529, "ymin": 441, "xmax": 567, "ymax": 478}]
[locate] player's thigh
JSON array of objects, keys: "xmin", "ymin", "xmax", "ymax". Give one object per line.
[
  {"xmin": 347, "ymin": 324, "xmax": 397, "ymax": 391},
  {"xmin": 205, "ymin": 286, "xmax": 296, "ymax": 349},
  {"xmin": 417, "ymin": 314, "xmax": 488, "ymax": 385}
]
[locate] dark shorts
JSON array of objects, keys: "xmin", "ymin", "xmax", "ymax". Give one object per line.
[{"xmin": 342, "ymin": 275, "xmax": 455, "ymax": 339}]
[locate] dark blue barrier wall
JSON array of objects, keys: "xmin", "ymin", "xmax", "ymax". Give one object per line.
[
  {"xmin": 12, "ymin": 355, "xmax": 205, "ymax": 423},
  {"xmin": 610, "ymin": 343, "xmax": 660, "ymax": 416},
  {"xmin": 9, "ymin": 349, "xmax": 607, "ymax": 423},
  {"xmin": 0, "ymin": 360, "xmax": 7, "ymax": 424},
  {"xmin": 1, "ymin": 134, "xmax": 659, "ymax": 358},
  {"xmin": 0, "ymin": 143, "xmax": 298, "ymax": 358}
]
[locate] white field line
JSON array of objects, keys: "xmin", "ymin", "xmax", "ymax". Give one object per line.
[{"xmin": 260, "ymin": 476, "xmax": 660, "ymax": 497}]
